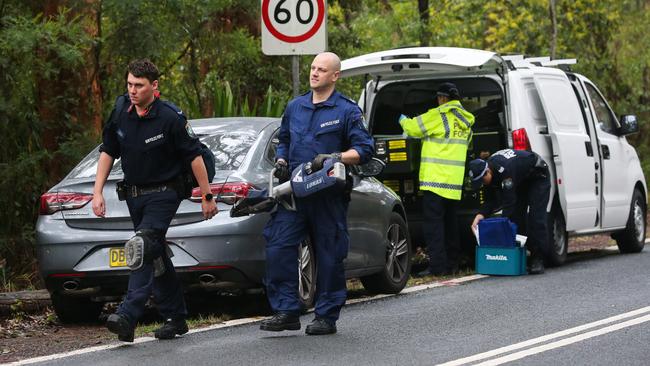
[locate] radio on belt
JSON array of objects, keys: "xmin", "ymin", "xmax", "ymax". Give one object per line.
[{"xmin": 374, "ymin": 136, "xmax": 421, "ymax": 175}]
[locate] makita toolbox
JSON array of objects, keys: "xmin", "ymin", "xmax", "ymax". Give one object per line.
[
  {"xmin": 374, "ymin": 135, "xmax": 421, "ymax": 174},
  {"xmin": 475, "ymin": 217, "xmax": 526, "ymax": 275}
]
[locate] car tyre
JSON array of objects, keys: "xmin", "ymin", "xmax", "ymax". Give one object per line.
[
  {"xmin": 545, "ymin": 202, "xmax": 568, "ymax": 267},
  {"xmin": 360, "ymin": 212, "xmax": 411, "ymax": 294},
  {"xmin": 615, "ymin": 189, "xmax": 646, "ymax": 253},
  {"xmin": 298, "ymin": 238, "xmax": 317, "ymax": 309},
  {"xmin": 51, "ymin": 292, "xmax": 103, "ymax": 323}
]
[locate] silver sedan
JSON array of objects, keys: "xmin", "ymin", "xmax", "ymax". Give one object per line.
[{"xmin": 36, "ymin": 117, "xmax": 412, "ymax": 323}]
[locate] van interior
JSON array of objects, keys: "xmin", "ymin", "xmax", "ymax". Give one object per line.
[{"xmin": 369, "ymin": 77, "xmax": 507, "ymax": 247}]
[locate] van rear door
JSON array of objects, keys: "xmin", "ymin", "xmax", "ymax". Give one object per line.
[
  {"xmin": 533, "ymin": 70, "xmax": 599, "ymax": 231},
  {"xmin": 341, "ymin": 47, "xmax": 505, "ymax": 79}
]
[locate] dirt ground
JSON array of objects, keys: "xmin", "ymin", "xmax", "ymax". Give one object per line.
[{"xmin": 0, "ymin": 233, "xmax": 626, "ymax": 364}]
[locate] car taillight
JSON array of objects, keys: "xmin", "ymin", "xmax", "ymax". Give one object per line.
[
  {"xmin": 39, "ymin": 192, "xmax": 93, "ymax": 215},
  {"xmin": 189, "ymin": 182, "xmax": 256, "ymax": 205},
  {"xmin": 512, "ymin": 128, "xmax": 532, "ymax": 151}
]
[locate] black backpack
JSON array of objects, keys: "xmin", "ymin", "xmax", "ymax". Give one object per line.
[{"xmin": 112, "ymin": 94, "xmax": 216, "ymax": 196}]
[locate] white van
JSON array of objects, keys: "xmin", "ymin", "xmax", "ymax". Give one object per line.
[{"xmin": 341, "ymin": 47, "xmax": 647, "ymax": 266}]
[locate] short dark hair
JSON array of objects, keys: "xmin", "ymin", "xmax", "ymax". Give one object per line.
[{"xmin": 126, "ymin": 59, "xmax": 160, "ymax": 83}]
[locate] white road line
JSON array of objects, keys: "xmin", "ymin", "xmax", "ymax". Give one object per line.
[
  {"xmin": 473, "ymin": 313, "xmax": 650, "ymax": 366},
  {"xmin": 436, "ymin": 306, "xmax": 650, "ymax": 366},
  {"xmin": 8, "ymin": 273, "xmax": 486, "ymax": 365},
  {"xmin": 6, "ymin": 337, "xmax": 156, "ymax": 366}
]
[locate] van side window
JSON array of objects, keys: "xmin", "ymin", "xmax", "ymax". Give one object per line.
[{"xmin": 584, "ymin": 83, "xmax": 618, "ymax": 134}]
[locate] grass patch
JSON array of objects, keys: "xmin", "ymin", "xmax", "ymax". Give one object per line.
[{"xmin": 135, "ymin": 313, "xmax": 233, "ymax": 337}]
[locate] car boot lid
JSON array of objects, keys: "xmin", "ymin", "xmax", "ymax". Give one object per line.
[{"xmin": 341, "ymin": 47, "xmax": 505, "ymax": 79}]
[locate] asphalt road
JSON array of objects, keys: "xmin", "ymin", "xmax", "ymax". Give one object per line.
[{"xmin": 25, "ymin": 247, "xmax": 650, "ymax": 366}]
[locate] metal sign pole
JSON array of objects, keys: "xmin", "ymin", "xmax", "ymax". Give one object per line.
[{"xmin": 292, "ymin": 55, "xmax": 300, "ymax": 98}]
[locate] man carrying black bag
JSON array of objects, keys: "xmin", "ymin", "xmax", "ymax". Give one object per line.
[
  {"xmin": 467, "ymin": 149, "xmax": 551, "ymax": 274},
  {"xmin": 92, "ymin": 59, "xmax": 217, "ymax": 342}
]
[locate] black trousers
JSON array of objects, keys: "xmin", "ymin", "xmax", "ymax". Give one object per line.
[
  {"xmin": 422, "ymin": 191, "xmax": 459, "ymax": 273},
  {"xmin": 119, "ymin": 189, "xmax": 186, "ymax": 326},
  {"xmin": 510, "ymin": 175, "xmax": 551, "ymax": 259}
]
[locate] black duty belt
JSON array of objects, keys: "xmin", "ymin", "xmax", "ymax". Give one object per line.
[{"xmin": 126, "ymin": 181, "xmax": 178, "ymax": 198}]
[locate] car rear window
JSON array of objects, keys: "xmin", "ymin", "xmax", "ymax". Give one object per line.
[{"xmin": 66, "ymin": 132, "xmax": 257, "ymax": 179}]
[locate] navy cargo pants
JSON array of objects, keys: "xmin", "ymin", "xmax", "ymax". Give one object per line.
[
  {"xmin": 422, "ymin": 191, "xmax": 459, "ymax": 274},
  {"xmin": 510, "ymin": 170, "xmax": 551, "ymax": 259},
  {"xmin": 263, "ymin": 193, "xmax": 349, "ymax": 324},
  {"xmin": 118, "ymin": 189, "xmax": 187, "ymax": 326}
]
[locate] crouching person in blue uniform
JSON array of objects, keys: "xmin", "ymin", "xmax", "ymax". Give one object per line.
[
  {"xmin": 260, "ymin": 52, "xmax": 374, "ymax": 335},
  {"xmin": 467, "ymin": 149, "xmax": 550, "ymax": 274},
  {"xmin": 92, "ymin": 59, "xmax": 218, "ymax": 342}
]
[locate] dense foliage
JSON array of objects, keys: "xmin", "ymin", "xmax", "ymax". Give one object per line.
[{"xmin": 1, "ymin": 0, "xmax": 648, "ymax": 290}]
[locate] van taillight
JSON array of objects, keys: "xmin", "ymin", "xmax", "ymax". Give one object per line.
[
  {"xmin": 512, "ymin": 128, "xmax": 532, "ymax": 151},
  {"xmin": 190, "ymin": 182, "xmax": 256, "ymax": 205},
  {"xmin": 39, "ymin": 192, "xmax": 93, "ymax": 215}
]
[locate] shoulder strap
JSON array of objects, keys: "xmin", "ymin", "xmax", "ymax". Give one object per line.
[{"xmin": 160, "ymin": 100, "xmax": 188, "ymax": 121}]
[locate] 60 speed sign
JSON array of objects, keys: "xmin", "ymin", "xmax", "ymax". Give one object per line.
[{"xmin": 261, "ymin": 0, "xmax": 327, "ymax": 55}]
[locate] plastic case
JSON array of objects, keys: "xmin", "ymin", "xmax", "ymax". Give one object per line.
[
  {"xmin": 475, "ymin": 217, "xmax": 526, "ymax": 275},
  {"xmin": 475, "ymin": 246, "xmax": 526, "ymax": 275}
]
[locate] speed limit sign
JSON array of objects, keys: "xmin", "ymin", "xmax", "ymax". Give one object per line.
[{"xmin": 261, "ymin": 0, "xmax": 327, "ymax": 55}]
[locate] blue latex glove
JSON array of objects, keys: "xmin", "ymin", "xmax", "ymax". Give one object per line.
[{"xmin": 398, "ymin": 114, "xmax": 408, "ymax": 122}]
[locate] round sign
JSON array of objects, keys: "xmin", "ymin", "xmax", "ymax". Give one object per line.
[{"xmin": 261, "ymin": 0, "xmax": 326, "ymax": 43}]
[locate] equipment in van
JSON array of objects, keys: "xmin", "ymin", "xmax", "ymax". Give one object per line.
[{"xmin": 230, "ymin": 158, "xmax": 347, "ymax": 217}]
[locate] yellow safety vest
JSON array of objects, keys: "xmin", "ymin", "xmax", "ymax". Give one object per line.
[{"xmin": 399, "ymin": 100, "xmax": 475, "ymax": 200}]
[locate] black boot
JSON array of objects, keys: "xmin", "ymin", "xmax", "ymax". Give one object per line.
[
  {"xmin": 259, "ymin": 313, "xmax": 300, "ymax": 331},
  {"xmin": 305, "ymin": 318, "xmax": 337, "ymax": 335},
  {"xmin": 106, "ymin": 313, "xmax": 135, "ymax": 343},
  {"xmin": 529, "ymin": 256, "xmax": 545, "ymax": 275},
  {"xmin": 154, "ymin": 318, "xmax": 189, "ymax": 339}
]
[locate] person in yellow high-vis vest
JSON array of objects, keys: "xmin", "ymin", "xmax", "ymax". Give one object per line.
[{"xmin": 398, "ymin": 82, "xmax": 475, "ymax": 276}]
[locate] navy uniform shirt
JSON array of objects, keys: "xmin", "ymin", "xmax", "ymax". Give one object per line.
[
  {"xmin": 100, "ymin": 98, "xmax": 202, "ymax": 186},
  {"xmin": 276, "ymin": 90, "xmax": 374, "ymax": 171},
  {"xmin": 479, "ymin": 149, "xmax": 542, "ymax": 217}
]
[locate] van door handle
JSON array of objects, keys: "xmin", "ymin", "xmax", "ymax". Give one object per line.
[
  {"xmin": 601, "ymin": 145, "xmax": 610, "ymax": 159},
  {"xmin": 584, "ymin": 141, "xmax": 593, "ymax": 157}
]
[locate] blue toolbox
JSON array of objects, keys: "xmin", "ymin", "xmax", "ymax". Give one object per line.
[{"xmin": 475, "ymin": 218, "xmax": 527, "ymax": 276}]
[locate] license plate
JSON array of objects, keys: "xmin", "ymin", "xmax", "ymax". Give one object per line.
[{"xmin": 109, "ymin": 248, "xmax": 127, "ymax": 267}]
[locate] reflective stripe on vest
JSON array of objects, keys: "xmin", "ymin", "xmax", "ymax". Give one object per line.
[
  {"xmin": 441, "ymin": 112, "xmax": 450, "ymax": 139},
  {"xmin": 424, "ymin": 136, "xmax": 470, "ymax": 145},
  {"xmin": 451, "ymin": 109, "xmax": 472, "ymax": 128},
  {"xmin": 420, "ymin": 181, "xmax": 464, "ymax": 191},
  {"xmin": 421, "ymin": 157, "xmax": 466, "ymax": 167},
  {"xmin": 416, "ymin": 115, "xmax": 427, "ymax": 136}
]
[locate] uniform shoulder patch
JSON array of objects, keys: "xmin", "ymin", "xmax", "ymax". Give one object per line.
[
  {"xmin": 502, "ymin": 178, "xmax": 514, "ymax": 190},
  {"xmin": 185, "ymin": 121, "xmax": 197, "ymax": 138}
]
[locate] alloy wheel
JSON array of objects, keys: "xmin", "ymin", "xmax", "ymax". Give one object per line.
[
  {"xmin": 633, "ymin": 200, "xmax": 645, "ymax": 244},
  {"xmin": 386, "ymin": 223, "xmax": 409, "ymax": 282},
  {"xmin": 298, "ymin": 240, "xmax": 314, "ymax": 303}
]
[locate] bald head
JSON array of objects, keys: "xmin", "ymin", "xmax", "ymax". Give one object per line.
[
  {"xmin": 310, "ymin": 52, "xmax": 341, "ymax": 95},
  {"xmin": 315, "ymin": 52, "xmax": 341, "ymax": 72}
]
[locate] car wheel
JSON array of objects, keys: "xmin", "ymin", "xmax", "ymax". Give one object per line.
[
  {"xmin": 545, "ymin": 202, "xmax": 568, "ymax": 266},
  {"xmin": 360, "ymin": 212, "xmax": 411, "ymax": 294},
  {"xmin": 51, "ymin": 292, "xmax": 103, "ymax": 323},
  {"xmin": 616, "ymin": 189, "xmax": 646, "ymax": 253},
  {"xmin": 298, "ymin": 238, "xmax": 316, "ymax": 309}
]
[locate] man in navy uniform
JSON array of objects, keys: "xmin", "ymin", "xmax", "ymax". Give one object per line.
[
  {"xmin": 467, "ymin": 149, "xmax": 550, "ymax": 274},
  {"xmin": 92, "ymin": 59, "xmax": 217, "ymax": 342},
  {"xmin": 260, "ymin": 52, "xmax": 374, "ymax": 335}
]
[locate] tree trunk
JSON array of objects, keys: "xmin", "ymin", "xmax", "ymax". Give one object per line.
[
  {"xmin": 549, "ymin": 0, "xmax": 558, "ymax": 59},
  {"xmin": 418, "ymin": 0, "xmax": 430, "ymax": 46},
  {"xmin": 77, "ymin": 0, "xmax": 103, "ymax": 136}
]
